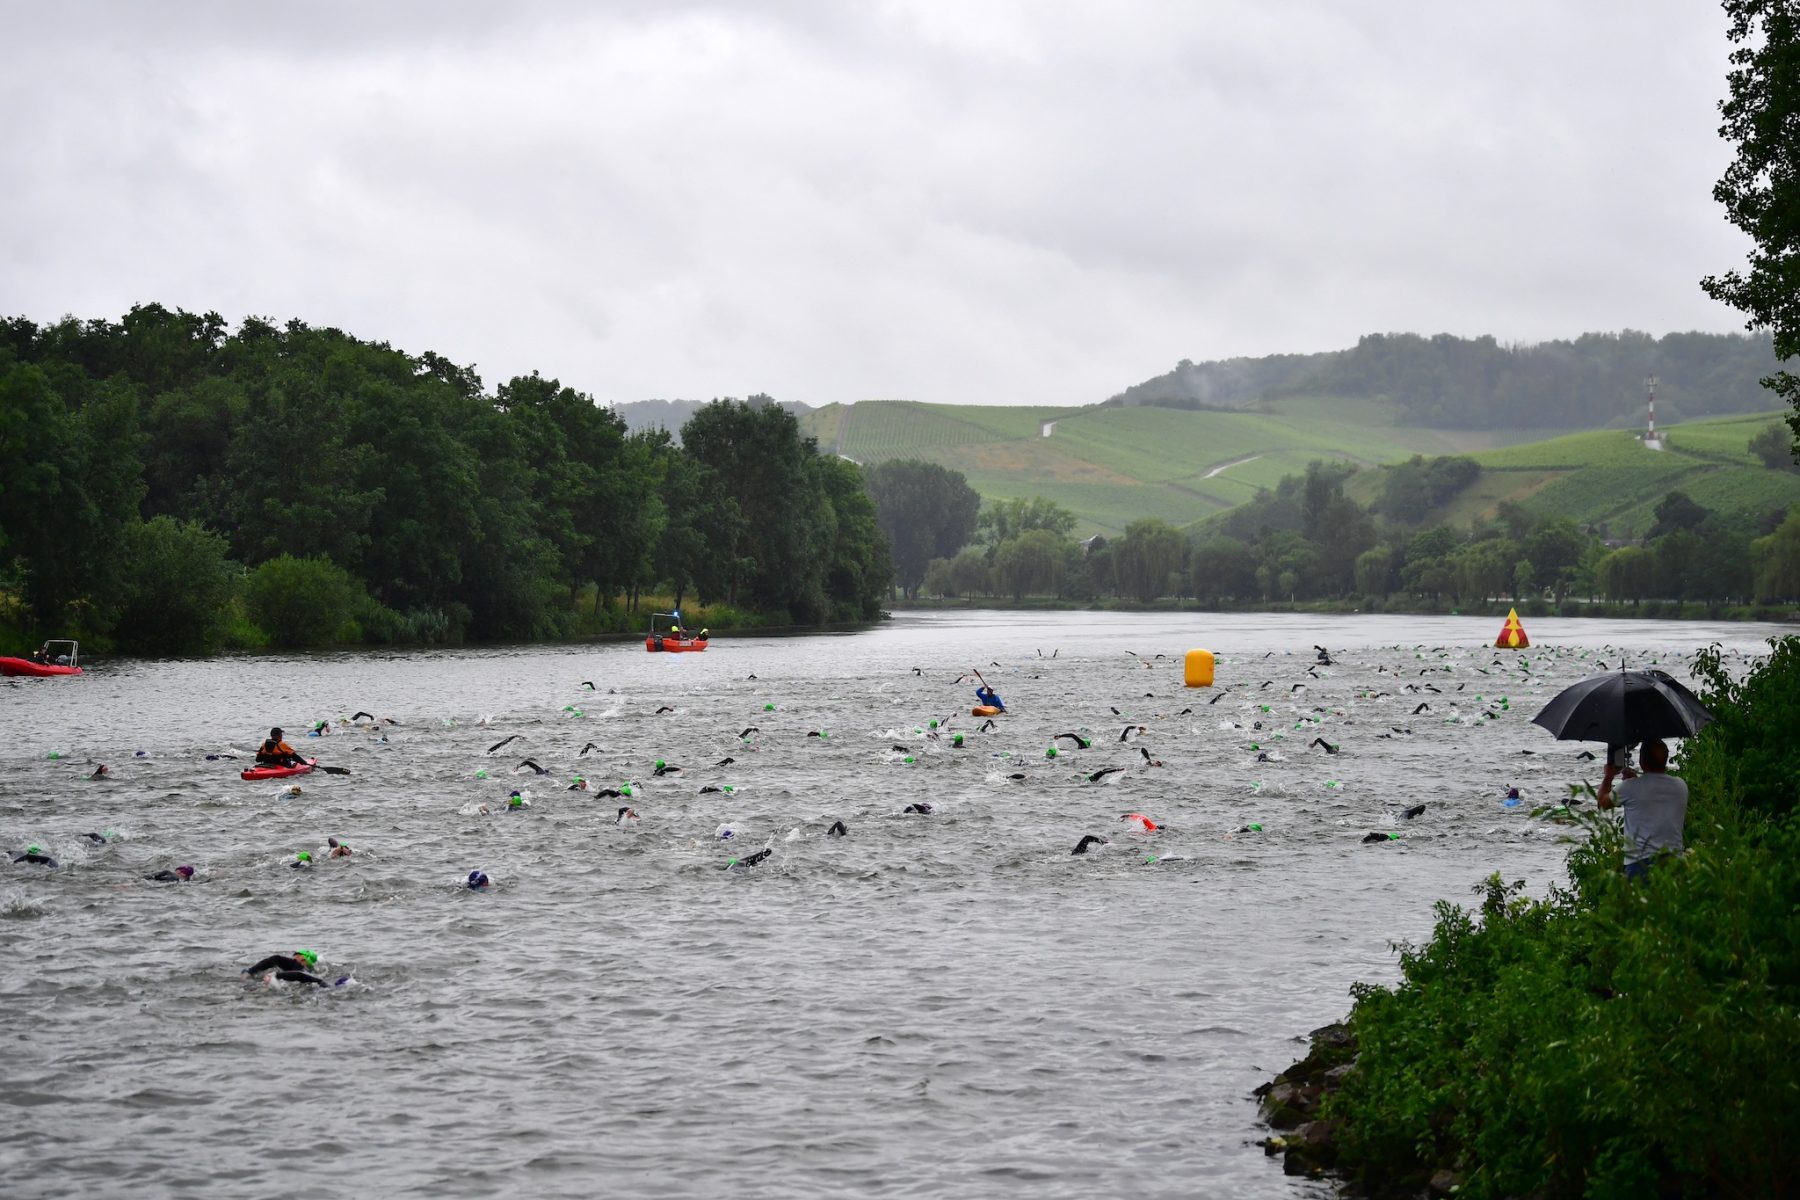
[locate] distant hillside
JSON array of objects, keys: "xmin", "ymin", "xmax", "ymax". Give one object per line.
[
  {"xmin": 1109, "ymin": 331, "xmax": 1781, "ymax": 430},
  {"xmin": 1352, "ymin": 413, "xmax": 1800, "ymax": 539},
  {"xmin": 794, "ymin": 395, "xmax": 1561, "ymax": 537},
  {"xmin": 610, "ymin": 396, "xmax": 814, "ymax": 439}
]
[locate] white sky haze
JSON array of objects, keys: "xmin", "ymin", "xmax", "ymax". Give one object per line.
[{"xmin": 0, "ymin": 1, "xmax": 1755, "ymax": 406}]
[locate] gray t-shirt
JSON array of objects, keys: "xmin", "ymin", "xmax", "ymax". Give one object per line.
[{"xmin": 1617, "ymin": 772, "xmax": 1689, "ymax": 865}]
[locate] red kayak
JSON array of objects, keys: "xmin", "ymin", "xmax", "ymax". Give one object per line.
[
  {"xmin": 0, "ymin": 657, "xmax": 82, "ymax": 677},
  {"xmin": 241, "ymin": 759, "xmax": 317, "ymax": 781}
]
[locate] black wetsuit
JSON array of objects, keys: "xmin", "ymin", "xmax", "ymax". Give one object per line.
[
  {"xmin": 244, "ymin": 954, "xmax": 310, "ymax": 975},
  {"xmin": 274, "ymin": 970, "xmax": 328, "ymax": 987},
  {"xmin": 146, "ymin": 869, "xmax": 188, "ymax": 882},
  {"xmin": 13, "ymin": 852, "xmax": 57, "ymax": 866}
]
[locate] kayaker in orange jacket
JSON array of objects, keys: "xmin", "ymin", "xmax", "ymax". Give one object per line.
[{"xmin": 256, "ymin": 728, "xmax": 302, "ymax": 767}]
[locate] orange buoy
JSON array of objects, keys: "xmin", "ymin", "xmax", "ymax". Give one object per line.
[{"xmin": 1494, "ymin": 607, "xmax": 1530, "ymax": 649}]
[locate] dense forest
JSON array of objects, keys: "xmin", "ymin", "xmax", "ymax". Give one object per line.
[
  {"xmin": 1108, "ymin": 330, "xmax": 1783, "ymax": 429},
  {"xmin": 0, "ymin": 306, "xmax": 889, "ymax": 654}
]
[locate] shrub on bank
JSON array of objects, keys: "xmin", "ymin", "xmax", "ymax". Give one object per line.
[{"xmin": 1308, "ymin": 638, "xmax": 1800, "ymax": 1199}]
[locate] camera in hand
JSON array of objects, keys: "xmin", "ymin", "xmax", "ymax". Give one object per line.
[{"xmin": 1606, "ymin": 743, "xmax": 1633, "ymax": 769}]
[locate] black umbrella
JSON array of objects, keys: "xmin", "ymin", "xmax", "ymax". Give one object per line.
[{"xmin": 1530, "ymin": 669, "xmax": 1714, "ymax": 746}]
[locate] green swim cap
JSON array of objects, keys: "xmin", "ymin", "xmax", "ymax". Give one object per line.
[
  {"xmin": 1046, "ymin": 747, "xmax": 1057, "ymax": 758},
  {"xmin": 27, "ymin": 844, "xmax": 41, "ymax": 854},
  {"xmin": 764, "ymin": 703, "xmax": 774, "ymax": 711},
  {"xmin": 475, "ymin": 769, "xmax": 489, "ymax": 779},
  {"xmin": 621, "ymin": 785, "xmax": 633, "ymax": 796},
  {"xmin": 296, "ymin": 851, "xmax": 312, "ymax": 862},
  {"xmin": 655, "ymin": 759, "xmax": 665, "ymax": 769},
  {"xmin": 1248, "ymin": 823, "xmax": 1263, "ymax": 832},
  {"xmin": 295, "ymin": 949, "xmax": 317, "ymax": 967}
]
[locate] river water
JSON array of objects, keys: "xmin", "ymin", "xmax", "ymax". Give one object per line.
[{"xmin": 0, "ymin": 612, "xmax": 1786, "ymax": 1198}]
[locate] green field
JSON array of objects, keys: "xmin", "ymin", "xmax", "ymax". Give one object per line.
[
  {"xmin": 1444, "ymin": 414, "xmax": 1800, "ymax": 537},
  {"xmin": 805, "ymin": 398, "xmax": 1797, "ymax": 538}
]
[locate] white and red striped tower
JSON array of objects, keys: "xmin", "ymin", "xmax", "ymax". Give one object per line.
[{"xmin": 1644, "ymin": 375, "xmax": 1662, "ymax": 448}]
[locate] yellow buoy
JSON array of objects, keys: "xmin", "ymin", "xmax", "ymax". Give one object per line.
[{"xmin": 1184, "ymin": 648, "xmax": 1215, "ymax": 688}]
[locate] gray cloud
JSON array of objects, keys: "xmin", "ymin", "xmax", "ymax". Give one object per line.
[{"xmin": 0, "ymin": 1, "xmax": 1752, "ymax": 406}]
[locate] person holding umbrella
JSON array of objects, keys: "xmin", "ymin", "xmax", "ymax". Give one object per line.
[{"xmin": 1596, "ymin": 739, "xmax": 1689, "ymax": 881}]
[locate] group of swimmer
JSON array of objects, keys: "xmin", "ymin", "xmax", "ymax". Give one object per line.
[{"xmin": 8, "ymin": 641, "xmax": 1611, "ymax": 998}]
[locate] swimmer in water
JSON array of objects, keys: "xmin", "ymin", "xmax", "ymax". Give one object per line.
[
  {"xmin": 616, "ymin": 806, "xmax": 639, "ymax": 824},
  {"xmin": 903, "ymin": 802, "xmax": 934, "ymax": 815},
  {"xmin": 147, "ymin": 865, "xmax": 195, "ymax": 882},
  {"xmin": 826, "ymin": 820, "xmax": 848, "ymax": 836},
  {"xmin": 1071, "ymin": 834, "xmax": 1109, "ymax": 855},
  {"xmin": 467, "ymin": 870, "xmax": 492, "ymax": 890},
  {"xmin": 90, "ymin": 764, "xmax": 110, "ymax": 779},
  {"xmin": 13, "ymin": 845, "xmax": 57, "ymax": 867},
  {"xmin": 328, "ymin": 837, "xmax": 352, "ymax": 858},
  {"xmin": 1119, "ymin": 812, "xmax": 1159, "ymax": 832},
  {"xmin": 725, "ymin": 848, "xmax": 772, "ymax": 869},
  {"xmin": 291, "ymin": 851, "xmax": 313, "ymax": 868},
  {"xmin": 243, "ymin": 949, "xmax": 337, "ymax": 986}
]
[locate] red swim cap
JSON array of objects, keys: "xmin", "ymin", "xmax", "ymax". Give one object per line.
[{"xmin": 1121, "ymin": 812, "xmax": 1159, "ymax": 832}]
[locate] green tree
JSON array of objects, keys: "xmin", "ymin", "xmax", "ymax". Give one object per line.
[
  {"xmin": 863, "ymin": 459, "xmax": 981, "ymax": 599},
  {"xmin": 1648, "ymin": 490, "xmax": 1711, "ymax": 540},
  {"xmin": 1749, "ymin": 422, "xmax": 1798, "ymax": 471},
  {"xmin": 244, "ymin": 554, "xmax": 363, "ymax": 647},
  {"xmin": 993, "ymin": 529, "xmax": 1067, "ymax": 601},
  {"xmin": 1353, "ymin": 543, "xmax": 1396, "ymax": 597},
  {"xmin": 946, "ymin": 547, "xmax": 991, "ymax": 597},
  {"xmin": 1400, "ymin": 526, "xmax": 1461, "ymax": 597},
  {"xmin": 1192, "ymin": 536, "xmax": 1259, "ymax": 602},
  {"xmin": 1597, "ymin": 545, "xmax": 1656, "ymax": 604},
  {"xmin": 1112, "ymin": 517, "xmax": 1186, "ymax": 603},
  {"xmin": 1752, "ymin": 506, "xmax": 1800, "ymax": 598},
  {"xmin": 977, "ymin": 495, "xmax": 1077, "ymax": 553},
  {"xmin": 682, "ymin": 397, "xmax": 834, "ymax": 621},
  {"xmin": 1523, "ymin": 517, "xmax": 1589, "ymax": 600},
  {"xmin": 113, "ymin": 517, "xmax": 238, "ymax": 654},
  {"xmin": 1702, "ymin": 0, "xmax": 1800, "ymax": 457},
  {"xmin": 1256, "ymin": 531, "xmax": 1316, "ymax": 601},
  {"xmin": 815, "ymin": 456, "xmax": 891, "ymax": 620}
]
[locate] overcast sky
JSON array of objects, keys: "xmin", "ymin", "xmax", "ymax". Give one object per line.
[{"xmin": 0, "ymin": 1, "xmax": 1755, "ymax": 407}]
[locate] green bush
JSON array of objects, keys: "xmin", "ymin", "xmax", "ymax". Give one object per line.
[
  {"xmin": 242, "ymin": 554, "xmax": 364, "ymax": 648},
  {"xmin": 112, "ymin": 517, "xmax": 239, "ymax": 655},
  {"xmin": 1323, "ymin": 638, "xmax": 1800, "ymax": 1198}
]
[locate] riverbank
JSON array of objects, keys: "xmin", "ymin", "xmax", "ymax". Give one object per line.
[
  {"xmin": 891, "ymin": 595, "xmax": 1800, "ymax": 624},
  {"xmin": 0, "ymin": 588, "xmax": 884, "ymax": 660},
  {"xmin": 1253, "ymin": 637, "xmax": 1800, "ymax": 1197}
]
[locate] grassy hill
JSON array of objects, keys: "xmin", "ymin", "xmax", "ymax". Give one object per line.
[
  {"xmin": 799, "ymin": 396, "xmax": 1570, "ymax": 536},
  {"xmin": 797, "ymin": 398, "xmax": 1797, "ymax": 539},
  {"xmin": 1419, "ymin": 413, "xmax": 1800, "ymax": 537}
]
